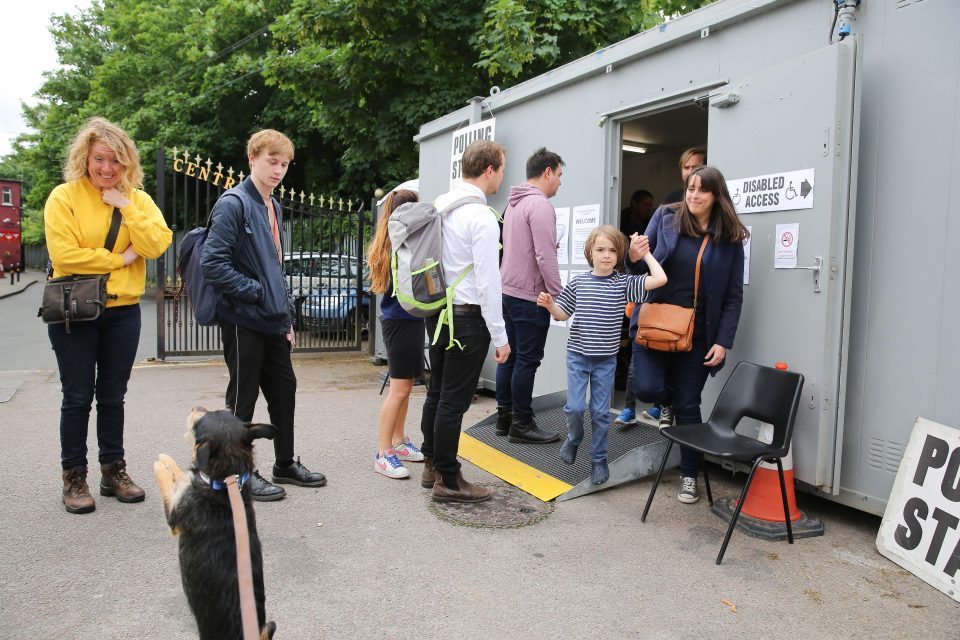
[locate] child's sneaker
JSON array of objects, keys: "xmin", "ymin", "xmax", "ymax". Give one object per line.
[
  {"xmin": 678, "ymin": 475, "xmax": 699, "ymax": 503},
  {"xmin": 613, "ymin": 407, "xmax": 637, "ymax": 426},
  {"xmin": 393, "ymin": 438, "xmax": 424, "ymax": 462},
  {"xmin": 641, "ymin": 405, "xmax": 662, "ymax": 421},
  {"xmin": 658, "ymin": 406, "xmax": 675, "ymax": 429},
  {"xmin": 374, "ymin": 451, "xmax": 410, "ymax": 479}
]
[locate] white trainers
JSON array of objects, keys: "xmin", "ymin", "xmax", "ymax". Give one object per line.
[
  {"xmin": 678, "ymin": 475, "xmax": 700, "ymax": 504},
  {"xmin": 393, "ymin": 438, "xmax": 424, "ymax": 462},
  {"xmin": 374, "ymin": 451, "xmax": 410, "ymax": 479}
]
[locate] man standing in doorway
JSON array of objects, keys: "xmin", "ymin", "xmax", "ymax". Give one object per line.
[
  {"xmin": 620, "ymin": 189, "xmax": 656, "ymax": 238},
  {"xmin": 663, "ymin": 147, "xmax": 707, "ymax": 205},
  {"xmin": 495, "ymin": 147, "xmax": 564, "ymax": 444},
  {"xmin": 201, "ymin": 129, "xmax": 326, "ymax": 501},
  {"xmin": 421, "ymin": 140, "xmax": 511, "ymax": 503}
]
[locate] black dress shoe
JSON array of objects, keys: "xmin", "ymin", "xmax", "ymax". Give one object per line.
[
  {"xmin": 250, "ymin": 470, "xmax": 286, "ymax": 502},
  {"xmin": 508, "ymin": 415, "xmax": 561, "ymax": 444},
  {"xmin": 272, "ymin": 456, "xmax": 327, "ymax": 487}
]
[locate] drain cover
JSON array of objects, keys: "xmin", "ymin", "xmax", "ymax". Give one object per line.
[{"xmin": 428, "ymin": 483, "xmax": 554, "ymax": 528}]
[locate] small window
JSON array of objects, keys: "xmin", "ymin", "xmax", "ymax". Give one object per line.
[{"xmin": 1, "ymin": 187, "xmax": 11, "ymax": 206}]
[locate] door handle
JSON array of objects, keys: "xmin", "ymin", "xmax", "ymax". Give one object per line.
[{"xmin": 791, "ymin": 256, "xmax": 822, "ymax": 293}]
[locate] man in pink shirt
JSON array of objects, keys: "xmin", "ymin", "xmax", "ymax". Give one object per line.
[{"xmin": 495, "ymin": 148, "xmax": 565, "ymax": 444}]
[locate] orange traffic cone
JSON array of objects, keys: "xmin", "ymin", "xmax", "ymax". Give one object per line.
[{"xmin": 710, "ymin": 362, "xmax": 823, "ymax": 540}]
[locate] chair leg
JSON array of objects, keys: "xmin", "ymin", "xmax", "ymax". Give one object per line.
[
  {"xmin": 775, "ymin": 458, "xmax": 795, "ymax": 544},
  {"xmin": 702, "ymin": 466, "xmax": 714, "ymax": 506},
  {"xmin": 641, "ymin": 441, "xmax": 673, "ymax": 523},
  {"xmin": 379, "ymin": 373, "xmax": 389, "ymax": 395},
  {"xmin": 716, "ymin": 457, "xmax": 763, "ymax": 565}
]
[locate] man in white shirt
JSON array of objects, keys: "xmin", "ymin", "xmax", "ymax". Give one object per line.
[{"xmin": 420, "ymin": 140, "xmax": 510, "ymax": 503}]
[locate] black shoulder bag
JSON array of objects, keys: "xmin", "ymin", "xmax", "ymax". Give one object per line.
[{"xmin": 38, "ymin": 208, "xmax": 122, "ymax": 333}]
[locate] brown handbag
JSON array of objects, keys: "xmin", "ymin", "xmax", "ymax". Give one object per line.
[{"xmin": 635, "ymin": 235, "xmax": 708, "ymax": 352}]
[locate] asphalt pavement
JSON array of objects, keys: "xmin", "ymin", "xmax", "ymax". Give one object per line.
[{"xmin": 0, "ymin": 275, "xmax": 957, "ymax": 639}]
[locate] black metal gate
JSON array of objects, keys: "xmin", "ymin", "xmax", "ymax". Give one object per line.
[{"xmin": 154, "ymin": 148, "xmax": 372, "ymax": 359}]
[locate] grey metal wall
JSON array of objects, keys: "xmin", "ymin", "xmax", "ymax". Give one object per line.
[{"xmin": 415, "ymin": 0, "xmax": 960, "ymax": 514}]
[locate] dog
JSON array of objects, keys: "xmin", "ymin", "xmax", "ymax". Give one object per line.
[{"xmin": 155, "ymin": 407, "xmax": 279, "ymax": 640}]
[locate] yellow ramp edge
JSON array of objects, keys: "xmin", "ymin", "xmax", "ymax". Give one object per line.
[{"xmin": 458, "ymin": 433, "xmax": 572, "ymax": 502}]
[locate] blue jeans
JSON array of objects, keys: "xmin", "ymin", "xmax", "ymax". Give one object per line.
[
  {"xmin": 48, "ymin": 304, "xmax": 141, "ymax": 469},
  {"xmin": 495, "ymin": 295, "xmax": 551, "ymax": 418},
  {"xmin": 564, "ymin": 351, "xmax": 617, "ymax": 463},
  {"xmin": 421, "ymin": 312, "xmax": 491, "ymax": 483},
  {"xmin": 631, "ymin": 339, "xmax": 711, "ymax": 476}
]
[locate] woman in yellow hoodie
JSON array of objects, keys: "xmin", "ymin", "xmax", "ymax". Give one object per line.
[{"xmin": 45, "ymin": 117, "xmax": 172, "ymax": 514}]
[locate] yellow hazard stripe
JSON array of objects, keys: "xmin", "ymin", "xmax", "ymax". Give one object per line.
[{"xmin": 458, "ymin": 433, "xmax": 572, "ymax": 502}]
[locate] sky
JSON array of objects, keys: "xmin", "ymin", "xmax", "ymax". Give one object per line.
[{"xmin": 1, "ymin": 1, "xmax": 93, "ymax": 158}]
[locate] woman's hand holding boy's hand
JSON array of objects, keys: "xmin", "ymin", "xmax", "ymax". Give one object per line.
[
  {"xmin": 537, "ymin": 292, "xmax": 554, "ymax": 308},
  {"xmin": 628, "ymin": 234, "xmax": 650, "ymax": 262}
]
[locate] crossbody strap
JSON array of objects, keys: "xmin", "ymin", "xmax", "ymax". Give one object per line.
[
  {"xmin": 104, "ymin": 207, "xmax": 123, "ymax": 252},
  {"xmin": 691, "ymin": 235, "xmax": 709, "ymax": 309}
]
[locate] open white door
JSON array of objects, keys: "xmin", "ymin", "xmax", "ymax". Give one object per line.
[{"xmin": 706, "ymin": 40, "xmax": 859, "ymax": 492}]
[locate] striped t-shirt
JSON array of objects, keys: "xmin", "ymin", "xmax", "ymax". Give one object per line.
[{"xmin": 555, "ymin": 272, "xmax": 649, "ymax": 356}]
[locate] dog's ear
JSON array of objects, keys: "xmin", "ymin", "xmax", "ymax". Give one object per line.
[
  {"xmin": 195, "ymin": 440, "xmax": 211, "ymax": 471},
  {"xmin": 243, "ymin": 423, "xmax": 279, "ymax": 444}
]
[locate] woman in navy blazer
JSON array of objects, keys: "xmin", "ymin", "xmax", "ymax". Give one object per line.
[{"xmin": 628, "ymin": 165, "xmax": 748, "ymax": 505}]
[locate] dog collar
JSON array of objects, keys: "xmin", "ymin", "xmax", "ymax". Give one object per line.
[{"xmin": 196, "ymin": 470, "xmax": 251, "ymax": 491}]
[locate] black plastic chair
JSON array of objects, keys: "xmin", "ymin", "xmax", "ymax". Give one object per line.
[{"xmin": 641, "ymin": 361, "xmax": 805, "ymax": 565}]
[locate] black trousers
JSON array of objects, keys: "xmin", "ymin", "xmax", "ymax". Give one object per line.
[
  {"xmin": 420, "ymin": 312, "xmax": 491, "ymax": 484},
  {"xmin": 219, "ymin": 320, "xmax": 296, "ymax": 463}
]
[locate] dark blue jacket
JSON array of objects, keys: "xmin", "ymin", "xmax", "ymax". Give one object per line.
[
  {"xmin": 201, "ymin": 177, "xmax": 294, "ymax": 334},
  {"xmin": 628, "ymin": 205, "xmax": 745, "ymax": 374}
]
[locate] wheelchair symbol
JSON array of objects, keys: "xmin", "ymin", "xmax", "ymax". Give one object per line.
[
  {"xmin": 785, "ymin": 182, "xmax": 797, "ymax": 200},
  {"xmin": 732, "ymin": 187, "xmax": 741, "ymax": 206}
]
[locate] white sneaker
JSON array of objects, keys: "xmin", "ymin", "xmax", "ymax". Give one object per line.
[
  {"xmin": 393, "ymin": 438, "xmax": 425, "ymax": 462},
  {"xmin": 678, "ymin": 476, "xmax": 700, "ymax": 504},
  {"xmin": 374, "ymin": 451, "xmax": 410, "ymax": 479}
]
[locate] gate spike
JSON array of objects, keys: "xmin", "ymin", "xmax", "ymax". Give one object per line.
[
  {"xmin": 279, "ymin": 185, "xmax": 286, "ymax": 198},
  {"xmin": 347, "ymin": 199, "xmax": 354, "ymax": 212},
  {"xmin": 193, "ymin": 154, "xmax": 202, "ymax": 166},
  {"xmin": 338, "ymin": 197, "xmax": 344, "ymax": 210},
  {"xmin": 309, "ymin": 193, "xmax": 315, "ymax": 206},
  {"xmin": 237, "ymin": 171, "xmax": 245, "ymax": 182},
  {"xmin": 204, "ymin": 158, "xmax": 213, "ymax": 171},
  {"xmin": 226, "ymin": 166, "xmax": 235, "ymax": 179},
  {"xmin": 170, "ymin": 146, "xmax": 179, "ymax": 159},
  {"xmin": 216, "ymin": 162, "xmax": 224, "ymax": 172},
  {"xmin": 299, "ymin": 190, "xmax": 306, "ymax": 203},
  {"xmin": 181, "ymin": 149, "xmax": 190, "ymax": 162}
]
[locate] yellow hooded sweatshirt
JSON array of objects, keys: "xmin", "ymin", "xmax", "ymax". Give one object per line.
[{"xmin": 44, "ymin": 178, "xmax": 172, "ymax": 307}]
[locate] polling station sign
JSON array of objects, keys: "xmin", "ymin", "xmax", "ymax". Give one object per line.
[
  {"xmin": 450, "ymin": 119, "xmax": 496, "ymax": 190},
  {"xmin": 877, "ymin": 418, "xmax": 960, "ymax": 603},
  {"xmin": 727, "ymin": 168, "xmax": 815, "ymax": 214}
]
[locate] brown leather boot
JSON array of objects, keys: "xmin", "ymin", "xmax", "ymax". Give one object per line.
[
  {"xmin": 421, "ymin": 458, "xmax": 436, "ymax": 489},
  {"xmin": 62, "ymin": 467, "xmax": 96, "ymax": 514},
  {"xmin": 100, "ymin": 459, "xmax": 146, "ymax": 503},
  {"xmin": 432, "ymin": 471, "xmax": 492, "ymax": 503}
]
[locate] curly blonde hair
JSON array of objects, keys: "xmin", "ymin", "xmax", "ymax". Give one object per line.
[
  {"xmin": 367, "ymin": 189, "xmax": 419, "ymax": 294},
  {"xmin": 63, "ymin": 117, "xmax": 144, "ymax": 193}
]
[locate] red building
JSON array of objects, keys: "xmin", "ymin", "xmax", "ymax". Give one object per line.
[{"xmin": 0, "ymin": 179, "xmax": 22, "ymax": 271}]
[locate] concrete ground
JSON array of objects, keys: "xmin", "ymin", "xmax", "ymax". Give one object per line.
[{"xmin": 0, "ymin": 277, "xmax": 958, "ymax": 638}]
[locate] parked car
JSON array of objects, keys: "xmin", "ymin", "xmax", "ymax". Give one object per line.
[
  {"xmin": 283, "ymin": 252, "xmax": 367, "ymax": 298},
  {"xmin": 300, "ymin": 286, "xmax": 371, "ymax": 338}
]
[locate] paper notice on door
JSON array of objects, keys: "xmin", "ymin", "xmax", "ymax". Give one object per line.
[
  {"xmin": 774, "ymin": 223, "xmax": 799, "ymax": 269},
  {"xmin": 743, "ymin": 226, "xmax": 752, "ymax": 284},
  {"xmin": 550, "ymin": 270, "xmax": 570, "ymax": 327},
  {"xmin": 555, "ymin": 207, "xmax": 570, "ymax": 264},
  {"xmin": 571, "ymin": 204, "xmax": 600, "ymax": 265}
]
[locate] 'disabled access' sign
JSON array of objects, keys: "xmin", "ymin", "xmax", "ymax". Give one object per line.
[{"xmin": 727, "ymin": 168, "xmax": 815, "ymax": 214}]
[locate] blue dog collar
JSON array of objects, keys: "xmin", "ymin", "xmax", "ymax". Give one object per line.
[{"xmin": 196, "ymin": 471, "xmax": 251, "ymax": 491}]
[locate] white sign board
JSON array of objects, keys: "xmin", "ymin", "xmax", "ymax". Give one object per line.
[
  {"xmin": 449, "ymin": 119, "xmax": 496, "ymax": 190},
  {"xmin": 555, "ymin": 206, "xmax": 570, "ymax": 265},
  {"xmin": 570, "ymin": 204, "xmax": 601, "ymax": 265},
  {"xmin": 743, "ymin": 226, "xmax": 752, "ymax": 285},
  {"xmin": 876, "ymin": 418, "xmax": 960, "ymax": 603},
  {"xmin": 727, "ymin": 168, "xmax": 815, "ymax": 214},
  {"xmin": 774, "ymin": 223, "xmax": 799, "ymax": 269},
  {"xmin": 550, "ymin": 271, "xmax": 570, "ymax": 327}
]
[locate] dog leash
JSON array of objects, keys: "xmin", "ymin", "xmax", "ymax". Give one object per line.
[{"xmin": 224, "ymin": 475, "xmax": 260, "ymax": 640}]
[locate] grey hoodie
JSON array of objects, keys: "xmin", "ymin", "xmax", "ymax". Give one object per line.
[{"xmin": 500, "ymin": 183, "xmax": 563, "ymax": 302}]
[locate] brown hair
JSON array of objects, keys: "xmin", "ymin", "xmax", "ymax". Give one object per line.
[
  {"xmin": 63, "ymin": 117, "xmax": 143, "ymax": 193},
  {"xmin": 584, "ymin": 224, "xmax": 627, "ymax": 272},
  {"xmin": 247, "ymin": 129, "xmax": 295, "ymax": 160},
  {"xmin": 678, "ymin": 147, "xmax": 706, "ymax": 170},
  {"xmin": 367, "ymin": 189, "xmax": 419, "ymax": 294},
  {"xmin": 673, "ymin": 165, "xmax": 749, "ymax": 244},
  {"xmin": 461, "ymin": 140, "xmax": 506, "ymax": 179}
]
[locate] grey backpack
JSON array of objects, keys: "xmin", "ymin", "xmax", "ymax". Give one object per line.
[{"xmin": 388, "ymin": 196, "xmax": 499, "ymax": 349}]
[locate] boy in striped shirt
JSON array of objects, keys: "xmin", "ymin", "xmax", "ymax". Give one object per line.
[{"xmin": 537, "ymin": 225, "xmax": 667, "ymax": 484}]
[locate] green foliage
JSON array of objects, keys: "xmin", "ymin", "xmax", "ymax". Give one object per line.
[
  {"xmin": 20, "ymin": 209, "xmax": 46, "ymax": 246},
  {"xmin": 4, "ymin": 0, "xmax": 711, "ymax": 215}
]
